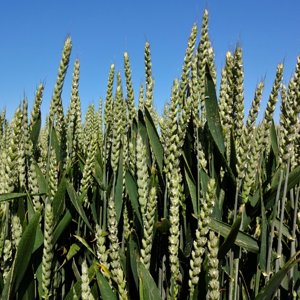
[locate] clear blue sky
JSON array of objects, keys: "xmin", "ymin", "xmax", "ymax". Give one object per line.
[{"xmin": 0, "ymin": 1, "xmax": 300, "ymax": 121}]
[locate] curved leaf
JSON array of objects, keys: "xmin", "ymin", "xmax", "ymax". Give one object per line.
[
  {"xmin": 255, "ymin": 251, "xmax": 300, "ymax": 300},
  {"xmin": 53, "ymin": 210, "xmax": 72, "ymax": 245},
  {"xmin": 218, "ymin": 216, "xmax": 242, "ymax": 259},
  {"xmin": 0, "ymin": 193, "xmax": 27, "ymax": 202},
  {"xmin": 204, "ymin": 68, "xmax": 225, "ymax": 155},
  {"xmin": 66, "ymin": 181, "xmax": 92, "ymax": 230},
  {"xmin": 2, "ymin": 212, "xmax": 40, "ymax": 298},
  {"xmin": 96, "ymin": 271, "xmax": 117, "ymax": 300},
  {"xmin": 137, "ymin": 262, "xmax": 162, "ymax": 300},
  {"xmin": 209, "ymin": 218, "xmax": 259, "ymax": 253},
  {"xmin": 64, "ymin": 260, "xmax": 98, "ymax": 300},
  {"xmin": 115, "ymin": 148, "xmax": 124, "ymax": 224},
  {"xmin": 144, "ymin": 107, "xmax": 164, "ymax": 176},
  {"xmin": 125, "ymin": 171, "xmax": 142, "ymax": 226}
]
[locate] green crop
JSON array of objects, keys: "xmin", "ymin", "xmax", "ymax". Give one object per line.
[{"xmin": 0, "ymin": 9, "xmax": 299, "ymax": 300}]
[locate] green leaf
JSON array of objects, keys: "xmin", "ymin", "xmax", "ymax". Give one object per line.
[
  {"xmin": 199, "ymin": 169, "xmax": 210, "ymax": 204},
  {"xmin": 285, "ymin": 163, "xmax": 300, "ymax": 185},
  {"xmin": 0, "ymin": 193, "xmax": 27, "ymax": 202},
  {"xmin": 204, "ymin": 67, "xmax": 225, "ymax": 155},
  {"xmin": 255, "ymin": 251, "xmax": 300, "ymax": 300},
  {"xmin": 18, "ymin": 272, "xmax": 36, "ymax": 300},
  {"xmin": 66, "ymin": 181, "xmax": 92, "ymax": 230},
  {"xmin": 125, "ymin": 171, "xmax": 142, "ymax": 226},
  {"xmin": 129, "ymin": 235, "xmax": 140, "ymax": 288},
  {"xmin": 64, "ymin": 260, "xmax": 98, "ymax": 300},
  {"xmin": 269, "ymin": 166, "xmax": 300, "ymax": 206},
  {"xmin": 270, "ymin": 120, "xmax": 279, "ymax": 163},
  {"xmin": 273, "ymin": 218, "xmax": 293, "ymax": 240},
  {"xmin": 34, "ymin": 161, "xmax": 48, "ymax": 194},
  {"xmin": 13, "ymin": 212, "xmax": 40, "ymax": 294},
  {"xmin": 49, "ymin": 124, "xmax": 61, "ymax": 164},
  {"xmin": 66, "ymin": 243, "xmax": 81, "ymax": 261},
  {"xmin": 184, "ymin": 167, "xmax": 197, "ymax": 215},
  {"xmin": 203, "ymin": 71, "xmax": 236, "ymax": 190},
  {"xmin": 52, "ymin": 176, "xmax": 67, "ymax": 226},
  {"xmin": 94, "ymin": 159, "xmax": 107, "ymax": 191},
  {"xmin": 32, "ymin": 223, "xmax": 44, "ymax": 253},
  {"xmin": 1, "ymin": 212, "xmax": 40, "ymax": 298},
  {"xmin": 114, "ymin": 148, "xmax": 124, "ymax": 224},
  {"xmin": 144, "ymin": 107, "xmax": 164, "ymax": 176},
  {"xmin": 138, "ymin": 110, "xmax": 152, "ymax": 167},
  {"xmin": 74, "ymin": 235, "xmax": 95, "ymax": 256},
  {"xmin": 209, "ymin": 218, "xmax": 259, "ymax": 253},
  {"xmin": 137, "ymin": 262, "xmax": 162, "ymax": 300},
  {"xmin": 259, "ymin": 197, "xmax": 268, "ymax": 273},
  {"xmin": 53, "ymin": 210, "xmax": 72, "ymax": 245},
  {"xmin": 138, "ymin": 110, "xmax": 148, "ymax": 145},
  {"xmin": 218, "ymin": 216, "xmax": 242, "ymax": 259},
  {"xmin": 30, "ymin": 111, "xmax": 41, "ymax": 149},
  {"xmin": 96, "ymin": 271, "xmax": 117, "ymax": 300},
  {"xmin": 26, "ymin": 190, "xmax": 37, "ymax": 221}
]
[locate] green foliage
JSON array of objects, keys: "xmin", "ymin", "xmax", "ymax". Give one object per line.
[{"xmin": 0, "ymin": 10, "xmax": 299, "ymax": 300}]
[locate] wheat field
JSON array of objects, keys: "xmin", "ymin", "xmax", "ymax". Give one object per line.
[{"xmin": 0, "ymin": 10, "xmax": 299, "ymax": 300}]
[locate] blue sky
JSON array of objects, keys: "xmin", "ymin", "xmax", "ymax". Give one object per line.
[{"xmin": 0, "ymin": 1, "xmax": 300, "ymax": 121}]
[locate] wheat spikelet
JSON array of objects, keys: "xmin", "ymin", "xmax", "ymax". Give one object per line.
[
  {"xmin": 188, "ymin": 178, "xmax": 215, "ymax": 297},
  {"xmin": 111, "ymin": 81, "xmax": 125, "ymax": 173},
  {"xmin": 104, "ymin": 64, "xmax": 115, "ymax": 128},
  {"xmin": 138, "ymin": 83, "xmax": 145, "ymax": 111},
  {"xmin": 207, "ymin": 231, "xmax": 220, "ymax": 300},
  {"xmin": 140, "ymin": 184, "xmax": 157, "ymax": 269},
  {"xmin": 168, "ymin": 166, "xmax": 182, "ymax": 299},
  {"xmin": 29, "ymin": 83, "xmax": 44, "ymax": 133},
  {"xmin": 19, "ymin": 99, "xmax": 29, "ymax": 189},
  {"xmin": 80, "ymin": 133, "xmax": 97, "ymax": 203},
  {"xmin": 66, "ymin": 59, "xmax": 83, "ymax": 167},
  {"xmin": 237, "ymin": 82, "xmax": 264, "ymax": 181},
  {"xmin": 179, "ymin": 23, "xmax": 198, "ymax": 105},
  {"xmin": 49, "ymin": 37, "xmax": 72, "ymax": 133},
  {"xmin": 107, "ymin": 196, "xmax": 128, "ymax": 299},
  {"xmin": 1, "ymin": 239, "xmax": 12, "ymax": 284},
  {"xmin": 81, "ymin": 259, "xmax": 95, "ymax": 300},
  {"xmin": 42, "ymin": 202, "xmax": 54, "ymax": 299},
  {"xmin": 259, "ymin": 63, "xmax": 283, "ymax": 154},
  {"xmin": 136, "ymin": 133, "xmax": 149, "ymax": 217},
  {"xmin": 232, "ymin": 47, "xmax": 245, "ymax": 144},
  {"xmin": 11, "ymin": 215, "xmax": 22, "ymax": 249},
  {"xmin": 124, "ymin": 52, "xmax": 136, "ymax": 123}
]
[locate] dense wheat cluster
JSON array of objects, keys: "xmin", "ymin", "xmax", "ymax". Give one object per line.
[{"xmin": 0, "ymin": 10, "xmax": 300, "ymax": 300}]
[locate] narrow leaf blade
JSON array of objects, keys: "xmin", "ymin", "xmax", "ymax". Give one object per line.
[
  {"xmin": 137, "ymin": 262, "xmax": 162, "ymax": 300},
  {"xmin": 204, "ymin": 68, "xmax": 225, "ymax": 155},
  {"xmin": 96, "ymin": 271, "xmax": 117, "ymax": 300},
  {"xmin": 255, "ymin": 252, "xmax": 300, "ymax": 300},
  {"xmin": 144, "ymin": 107, "xmax": 164, "ymax": 176},
  {"xmin": 209, "ymin": 218, "xmax": 259, "ymax": 253}
]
